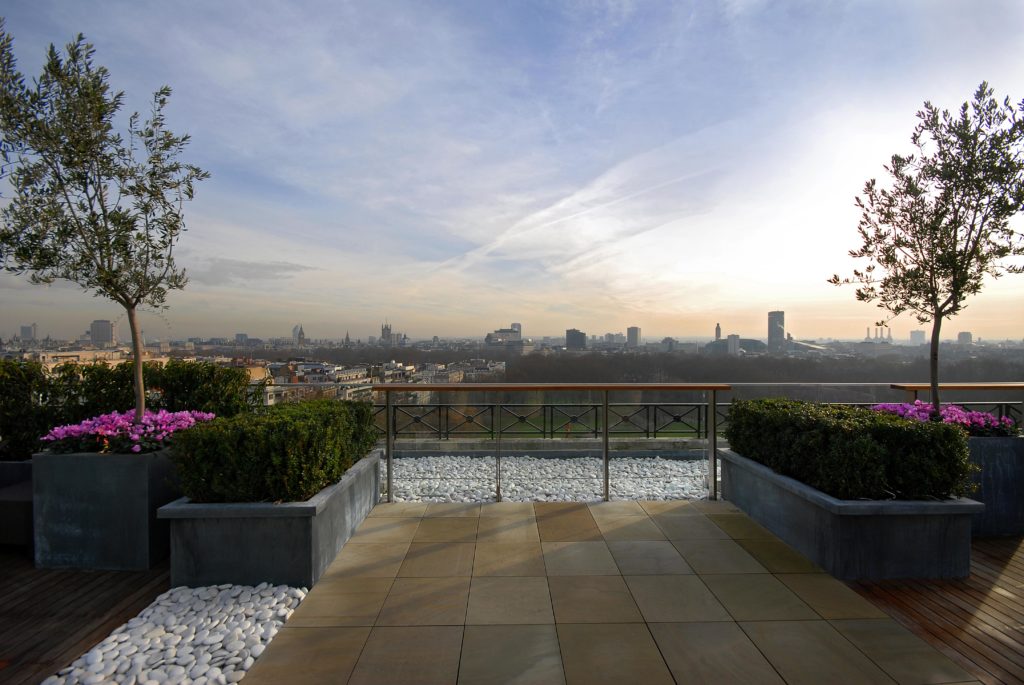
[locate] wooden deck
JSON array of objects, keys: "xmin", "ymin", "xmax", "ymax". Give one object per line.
[
  {"xmin": 853, "ymin": 537, "xmax": 1024, "ymax": 685},
  {"xmin": 0, "ymin": 545, "xmax": 169, "ymax": 685}
]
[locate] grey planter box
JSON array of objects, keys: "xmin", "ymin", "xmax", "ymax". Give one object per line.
[
  {"xmin": 719, "ymin": 448, "xmax": 983, "ymax": 580},
  {"xmin": 33, "ymin": 449, "xmax": 181, "ymax": 570},
  {"xmin": 158, "ymin": 450, "xmax": 381, "ymax": 588},
  {"xmin": 969, "ymin": 436, "xmax": 1024, "ymax": 537},
  {"xmin": 0, "ymin": 460, "xmax": 33, "ymax": 546}
]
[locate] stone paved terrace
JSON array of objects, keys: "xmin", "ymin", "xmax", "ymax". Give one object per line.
[{"xmin": 243, "ymin": 500, "xmax": 976, "ymax": 685}]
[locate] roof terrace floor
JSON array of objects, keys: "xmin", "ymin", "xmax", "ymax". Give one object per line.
[{"xmin": 244, "ymin": 500, "xmax": 978, "ymax": 685}]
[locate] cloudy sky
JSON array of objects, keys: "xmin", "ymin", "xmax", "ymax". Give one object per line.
[{"xmin": 2, "ymin": 0, "xmax": 1023, "ymax": 343}]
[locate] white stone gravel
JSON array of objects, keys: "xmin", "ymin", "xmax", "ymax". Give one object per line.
[
  {"xmin": 384, "ymin": 454, "xmax": 709, "ymax": 502},
  {"xmin": 43, "ymin": 583, "xmax": 306, "ymax": 685}
]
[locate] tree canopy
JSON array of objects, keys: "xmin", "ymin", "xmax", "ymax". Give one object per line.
[
  {"xmin": 0, "ymin": 22, "xmax": 208, "ymax": 422},
  {"xmin": 830, "ymin": 82, "xmax": 1024, "ymax": 412}
]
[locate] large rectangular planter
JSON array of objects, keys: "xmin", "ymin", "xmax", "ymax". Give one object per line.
[
  {"xmin": 969, "ymin": 436, "xmax": 1024, "ymax": 537},
  {"xmin": 158, "ymin": 450, "xmax": 381, "ymax": 588},
  {"xmin": 719, "ymin": 448, "xmax": 983, "ymax": 580},
  {"xmin": 0, "ymin": 460, "xmax": 33, "ymax": 546},
  {"xmin": 33, "ymin": 449, "xmax": 180, "ymax": 570}
]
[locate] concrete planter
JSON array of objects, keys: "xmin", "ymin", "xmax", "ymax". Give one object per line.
[
  {"xmin": 719, "ymin": 448, "xmax": 983, "ymax": 580},
  {"xmin": 33, "ymin": 449, "xmax": 180, "ymax": 570},
  {"xmin": 969, "ymin": 436, "xmax": 1024, "ymax": 537},
  {"xmin": 158, "ymin": 450, "xmax": 381, "ymax": 588},
  {"xmin": 0, "ymin": 460, "xmax": 33, "ymax": 545}
]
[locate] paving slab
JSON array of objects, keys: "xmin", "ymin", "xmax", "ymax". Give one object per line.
[
  {"xmin": 241, "ymin": 500, "xmax": 970, "ymax": 685},
  {"xmin": 459, "ymin": 625, "xmax": 565, "ymax": 685},
  {"xmin": 348, "ymin": 626, "xmax": 463, "ymax": 685}
]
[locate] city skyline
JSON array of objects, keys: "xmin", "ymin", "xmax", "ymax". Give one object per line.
[
  {"xmin": 2, "ymin": 2, "xmax": 1024, "ymax": 340},
  {"xmin": 4, "ymin": 311, "xmax": 1016, "ymax": 347}
]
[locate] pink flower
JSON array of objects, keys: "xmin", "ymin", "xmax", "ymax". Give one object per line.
[{"xmin": 41, "ymin": 409, "xmax": 217, "ymax": 454}]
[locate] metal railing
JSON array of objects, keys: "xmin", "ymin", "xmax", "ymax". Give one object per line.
[
  {"xmin": 372, "ymin": 382, "xmax": 1024, "ymax": 504},
  {"xmin": 373, "ymin": 402, "xmax": 709, "ymax": 439},
  {"xmin": 374, "ymin": 383, "xmax": 729, "ymax": 503}
]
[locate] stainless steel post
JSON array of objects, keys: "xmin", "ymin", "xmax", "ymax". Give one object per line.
[
  {"xmin": 708, "ymin": 389, "xmax": 718, "ymax": 500},
  {"xmin": 496, "ymin": 401, "xmax": 502, "ymax": 503},
  {"xmin": 603, "ymin": 390, "xmax": 610, "ymax": 502},
  {"xmin": 386, "ymin": 390, "xmax": 394, "ymax": 503}
]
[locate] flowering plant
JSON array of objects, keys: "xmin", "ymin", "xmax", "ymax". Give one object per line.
[
  {"xmin": 871, "ymin": 400, "xmax": 1018, "ymax": 438},
  {"xmin": 41, "ymin": 409, "xmax": 216, "ymax": 454}
]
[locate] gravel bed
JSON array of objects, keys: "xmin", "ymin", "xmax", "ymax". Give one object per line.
[
  {"xmin": 44, "ymin": 583, "xmax": 305, "ymax": 685},
  {"xmin": 384, "ymin": 454, "xmax": 709, "ymax": 501}
]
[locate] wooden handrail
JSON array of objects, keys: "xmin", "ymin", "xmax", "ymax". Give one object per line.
[
  {"xmin": 372, "ymin": 383, "xmax": 732, "ymax": 392},
  {"xmin": 890, "ymin": 383, "xmax": 1024, "ymax": 391},
  {"xmin": 890, "ymin": 382, "xmax": 1024, "ymax": 401}
]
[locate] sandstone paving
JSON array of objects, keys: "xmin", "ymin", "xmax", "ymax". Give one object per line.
[{"xmin": 245, "ymin": 500, "xmax": 970, "ymax": 685}]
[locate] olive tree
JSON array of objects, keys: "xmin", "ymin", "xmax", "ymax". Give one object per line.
[
  {"xmin": 830, "ymin": 82, "xmax": 1024, "ymax": 414},
  {"xmin": 0, "ymin": 23, "xmax": 208, "ymax": 422}
]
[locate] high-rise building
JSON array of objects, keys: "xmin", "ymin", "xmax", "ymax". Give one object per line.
[
  {"xmin": 715, "ymin": 323, "xmax": 721, "ymax": 341},
  {"xmin": 510, "ymin": 323, "xmax": 522, "ymax": 339},
  {"xmin": 565, "ymin": 329, "xmax": 587, "ymax": 350},
  {"xmin": 957, "ymin": 331, "xmax": 973, "ymax": 345},
  {"xmin": 235, "ymin": 333, "xmax": 248, "ymax": 345},
  {"xmin": 626, "ymin": 326, "xmax": 640, "ymax": 348},
  {"xmin": 90, "ymin": 320, "xmax": 115, "ymax": 347},
  {"xmin": 381, "ymin": 322, "xmax": 393, "ymax": 347},
  {"xmin": 767, "ymin": 311, "xmax": 785, "ymax": 352},
  {"xmin": 727, "ymin": 334, "xmax": 741, "ymax": 356},
  {"xmin": 20, "ymin": 323, "xmax": 37, "ymax": 341},
  {"xmin": 910, "ymin": 330, "xmax": 926, "ymax": 345}
]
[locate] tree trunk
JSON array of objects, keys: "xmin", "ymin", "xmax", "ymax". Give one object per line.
[
  {"xmin": 929, "ymin": 314, "xmax": 943, "ymax": 416},
  {"xmin": 125, "ymin": 305, "xmax": 146, "ymax": 423}
]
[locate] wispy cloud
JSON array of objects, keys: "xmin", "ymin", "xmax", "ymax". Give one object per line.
[{"xmin": 2, "ymin": 1, "xmax": 1023, "ymax": 339}]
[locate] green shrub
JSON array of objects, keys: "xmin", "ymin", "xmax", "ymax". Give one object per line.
[
  {"xmin": 0, "ymin": 359, "xmax": 51, "ymax": 459},
  {"xmin": 0, "ymin": 359, "xmax": 261, "ymax": 459},
  {"xmin": 724, "ymin": 399, "xmax": 972, "ymax": 500},
  {"xmin": 170, "ymin": 400, "xmax": 378, "ymax": 503},
  {"xmin": 152, "ymin": 359, "xmax": 260, "ymax": 417}
]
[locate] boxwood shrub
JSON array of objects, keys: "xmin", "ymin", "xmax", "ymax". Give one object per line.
[
  {"xmin": 170, "ymin": 400, "xmax": 377, "ymax": 503},
  {"xmin": 724, "ymin": 399, "xmax": 973, "ymax": 500}
]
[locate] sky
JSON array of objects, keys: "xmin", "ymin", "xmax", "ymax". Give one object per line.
[{"xmin": 2, "ymin": 0, "xmax": 1024, "ymax": 343}]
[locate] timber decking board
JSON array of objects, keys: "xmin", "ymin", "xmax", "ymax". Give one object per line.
[
  {"xmin": 0, "ymin": 546, "xmax": 169, "ymax": 685},
  {"xmin": 853, "ymin": 537, "xmax": 1024, "ymax": 685},
  {"xmin": 856, "ymin": 582, "xmax": 1013, "ymax": 685}
]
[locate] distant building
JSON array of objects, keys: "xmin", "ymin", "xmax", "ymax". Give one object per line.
[
  {"xmin": 767, "ymin": 311, "xmax": 785, "ymax": 352},
  {"xmin": 715, "ymin": 323, "xmax": 721, "ymax": 341},
  {"xmin": 703, "ymin": 337, "xmax": 767, "ymax": 355},
  {"xmin": 565, "ymin": 328, "xmax": 587, "ymax": 351},
  {"xmin": 910, "ymin": 330, "xmax": 926, "ymax": 345},
  {"xmin": 90, "ymin": 320, "xmax": 115, "ymax": 347},
  {"xmin": 291, "ymin": 324, "xmax": 306, "ymax": 347},
  {"xmin": 235, "ymin": 333, "xmax": 248, "ymax": 345},
  {"xmin": 485, "ymin": 323, "xmax": 533, "ymax": 355},
  {"xmin": 485, "ymin": 324, "xmax": 522, "ymax": 344},
  {"xmin": 957, "ymin": 331, "xmax": 973, "ymax": 345},
  {"xmin": 627, "ymin": 326, "xmax": 640, "ymax": 348},
  {"xmin": 20, "ymin": 323, "xmax": 37, "ymax": 342},
  {"xmin": 727, "ymin": 334, "xmax": 741, "ymax": 356}
]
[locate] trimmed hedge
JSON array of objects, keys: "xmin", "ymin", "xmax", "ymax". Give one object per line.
[
  {"xmin": 0, "ymin": 359, "xmax": 51, "ymax": 460},
  {"xmin": 170, "ymin": 400, "xmax": 377, "ymax": 503},
  {"xmin": 0, "ymin": 359, "xmax": 259, "ymax": 460},
  {"xmin": 724, "ymin": 399, "xmax": 973, "ymax": 500}
]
